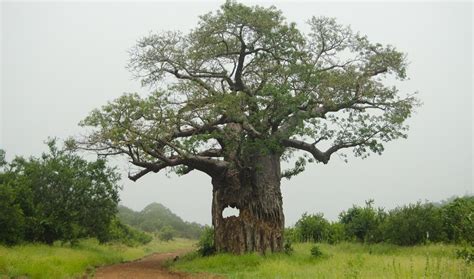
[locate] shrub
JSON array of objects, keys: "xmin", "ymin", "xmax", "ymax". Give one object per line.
[
  {"xmin": 382, "ymin": 202, "xmax": 445, "ymax": 245},
  {"xmin": 456, "ymin": 247, "xmax": 474, "ymax": 264},
  {"xmin": 0, "ymin": 183, "xmax": 24, "ymax": 245},
  {"xmin": 442, "ymin": 196, "xmax": 474, "ymax": 244},
  {"xmin": 159, "ymin": 225, "xmax": 175, "ymax": 242},
  {"xmin": 103, "ymin": 218, "xmax": 152, "ymax": 246},
  {"xmin": 310, "ymin": 245, "xmax": 323, "ymax": 258},
  {"xmin": 0, "ymin": 140, "xmax": 121, "ymax": 245},
  {"xmin": 295, "ymin": 213, "xmax": 330, "ymax": 242},
  {"xmin": 0, "ymin": 144, "xmax": 156, "ymax": 247},
  {"xmin": 197, "ymin": 226, "xmax": 215, "ymax": 256},
  {"xmin": 327, "ymin": 222, "xmax": 346, "ymax": 244},
  {"xmin": 284, "ymin": 227, "xmax": 299, "ymax": 243},
  {"xmin": 283, "ymin": 238, "xmax": 294, "ymax": 255},
  {"xmin": 339, "ymin": 200, "xmax": 385, "ymax": 243}
]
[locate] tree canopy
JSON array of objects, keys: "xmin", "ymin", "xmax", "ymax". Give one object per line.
[
  {"xmin": 0, "ymin": 140, "xmax": 121, "ymax": 245},
  {"xmin": 79, "ymin": 0, "xmax": 417, "ymax": 181}
]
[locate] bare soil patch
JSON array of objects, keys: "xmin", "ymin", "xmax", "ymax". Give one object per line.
[{"xmin": 94, "ymin": 250, "xmax": 220, "ymax": 279}]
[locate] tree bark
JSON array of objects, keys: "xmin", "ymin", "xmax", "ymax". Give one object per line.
[{"xmin": 211, "ymin": 153, "xmax": 284, "ymax": 254}]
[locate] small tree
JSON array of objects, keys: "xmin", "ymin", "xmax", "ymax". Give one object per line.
[
  {"xmin": 442, "ymin": 196, "xmax": 474, "ymax": 244},
  {"xmin": 159, "ymin": 225, "xmax": 175, "ymax": 241},
  {"xmin": 339, "ymin": 200, "xmax": 385, "ymax": 243},
  {"xmin": 0, "ymin": 140, "xmax": 121, "ymax": 245},
  {"xmin": 295, "ymin": 213, "xmax": 330, "ymax": 242},
  {"xmin": 382, "ymin": 202, "xmax": 445, "ymax": 245},
  {"xmin": 78, "ymin": 1, "xmax": 418, "ymax": 253},
  {"xmin": 0, "ymin": 182, "xmax": 24, "ymax": 245}
]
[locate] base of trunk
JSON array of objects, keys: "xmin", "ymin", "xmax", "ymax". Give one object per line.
[{"xmin": 211, "ymin": 154, "xmax": 284, "ymax": 254}]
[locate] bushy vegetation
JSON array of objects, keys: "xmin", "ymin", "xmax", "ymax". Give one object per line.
[
  {"xmin": 159, "ymin": 225, "xmax": 175, "ymax": 242},
  {"xmin": 197, "ymin": 226, "xmax": 215, "ymax": 256},
  {"xmin": 117, "ymin": 203, "xmax": 204, "ymax": 239},
  {"xmin": 0, "ymin": 141, "xmax": 154, "ymax": 248},
  {"xmin": 456, "ymin": 246, "xmax": 474, "ymax": 264},
  {"xmin": 442, "ymin": 197, "xmax": 474, "ymax": 244},
  {"xmin": 103, "ymin": 218, "xmax": 152, "ymax": 246},
  {"xmin": 0, "ymin": 141, "xmax": 122, "ymax": 245},
  {"xmin": 382, "ymin": 202, "xmax": 445, "ymax": 245},
  {"xmin": 339, "ymin": 200, "xmax": 385, "ymax": 243},
  {"xmin": 295, "ymin": 213, "xmax": 330, "ymax": 242},
  {"xmin": 310, "ymin": 245, "xmax": 323, "ymax": 258},
  {"xmin": 289, "ymin": 197, "xmax": 474, "ymax": 246}
]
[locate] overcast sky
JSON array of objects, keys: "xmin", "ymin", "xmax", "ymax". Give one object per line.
[{"xmin": 1, "ymin": 1, "xmax": 472, "ymax": 225}]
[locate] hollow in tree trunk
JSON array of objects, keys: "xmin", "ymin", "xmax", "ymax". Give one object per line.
[{"xmin": 211, "ymin": 154, "xmax": 284, "ymax": 254}]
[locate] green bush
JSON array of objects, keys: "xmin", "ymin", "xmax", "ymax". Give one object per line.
[
  {"xmin": 0, "ymin": 183, "xmax": 24, "ymax": 245},
  {"xmin": 197, "ymin": 226, "xmax": 215, "ymax": 256},
  {"xmin": 104, "ymin": 218, "xmax": 152, "ymax": 246},
  {"xmin": 284, "ymin": 227, "xmax": 299, "ymax": 243},
  {"xmin": 159, "ymin": 225, "xmax": 175, "ymax": 242},
  {"xmin": 455, "ymin": 246, "xmax": 474, "ymax": 264},
  {"xmin": 382, "ymin": 202, "xmax": 445, "ymax": 245},
  {"xmin": 283, "ymin": 238, "xmax": 294, "ymax": 255},
  {"xmin": 0, "ymin": 140, "xmax": 121, "ymax": 245},
  {"xmin": 310, "ymin": 245, "xmax": 323, "ymax": 257},
  {"xmin": 442, "ymin": 196, "xmax": 474, "ymax": 244},
  {"xmin": 339, "ymin": 200, "xmax": 385, "ymax": 243},
  {"xmin": 295, "ymin": 213, "xmax": 330, "ymax": 242},
  {"xmin": 327, "ymin": 222, "xmax": 345, "ymax": 244}
]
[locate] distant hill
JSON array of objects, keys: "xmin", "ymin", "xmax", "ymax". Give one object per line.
[{"xmin": 117, "ymin": 203, "xmax": 204, "ymax": 239}]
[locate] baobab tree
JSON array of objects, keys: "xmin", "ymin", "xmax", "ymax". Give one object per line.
[{"xmin": 79, "ymin": 1, "xmax": 418, "ymax": 254}]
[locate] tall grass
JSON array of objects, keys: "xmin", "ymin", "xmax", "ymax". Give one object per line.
[
  {"xmin": 172, "ymin": 242, "xmax": 473, "ymax": 279},
  {"xmin": 0, "ymin": 238, "xmax": 195, "ymax": 279}
]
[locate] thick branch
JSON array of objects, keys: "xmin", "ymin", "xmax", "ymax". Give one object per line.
[
  {"xmin": 281, "ymin": 138, "xmax": 329, "ymax": 164},
  {"xmin": 282, "ymin": 129, "xmax": 383, "ymax": 164},
  {"xmin": 129, "ymin": 151, "xmax": 228, "ymax": 181}
]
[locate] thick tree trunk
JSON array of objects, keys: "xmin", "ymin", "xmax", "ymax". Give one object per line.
[{"xmin": 211, "ymin": 153, "xmax": 284, "ymax": 254}]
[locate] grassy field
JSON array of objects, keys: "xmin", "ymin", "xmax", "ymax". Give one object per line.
[
  {"xmin": 0, "ymin": 238, "xmax": 195, "ymax": 279},
  {"xmin": 172, "ymin": 242, "xmax": 473, "ymax": 279}
]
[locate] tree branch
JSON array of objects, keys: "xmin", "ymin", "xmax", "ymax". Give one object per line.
[{"xmin": 281, "ymin": 138, "xmax": 329, "ymax": 163}]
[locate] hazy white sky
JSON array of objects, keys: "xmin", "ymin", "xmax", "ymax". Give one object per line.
[{"xmin": 1, "ymin": 1, "xmax": 473, "ymax": 225}]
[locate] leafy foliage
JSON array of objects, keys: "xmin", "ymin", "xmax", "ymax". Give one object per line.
[
  {"xmin": 197, "ymin": 226, "xmax": 216, "ymax": 256},
  {"xmin": 0, "ymin": 140, "xmax": 121, "ymax": 245},
  {"xmin": 294, "ymin": 213, "xmax": 330, "ymax": 242},
  {"xmin": 327, "ymin": 222, "xmax": 346, "ymax": 244},
  {"xmin": 310, "ymin": 245, "xmax": 323, "ymax": 258},
  {"xmin": 382, "ymin": 202, "xmax": 445, "ymax": 245},
  {"xmin": 78, "ymin": 0, "xmax": 418, "ymax": 182},
  {"xmin": 289, "ymin": 196, "xmax": 473, "ymax": 246},
  {"xmin": 102, "ymin": 218, "xmax": 152, "ymax": 246},
  {"xmin": 283, "ymin": 238, "xmax": 294, "ymax": 255},
  {"xmin": 456, "ymin": 247, "xmax": 474, "ymax": 264},
  {"xmin": 441, "ymin": 197, "xmax": 474, "ymax": 244},
  {"xmin": 0, "ymin": 182, "xmax": 24, "ymax": 245},
  {"xmin": 339, "ymin": 200, "xmax": 385, "ymax": 243},
  {"xmin": 159, "ymin": 225, "xmax": 175, "ymax": 242}
]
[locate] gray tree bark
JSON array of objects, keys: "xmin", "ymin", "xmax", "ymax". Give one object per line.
[{"xmin": 211, "ymin": 154, "xmax": 284, "ymax": 254}]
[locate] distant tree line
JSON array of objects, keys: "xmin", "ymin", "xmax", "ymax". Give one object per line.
[
  {"xmin": 0, "ymin": 140, "xmax": 151, "ymax": 246},
  {"xmin": 286, "ymin": 197, "xmax": 473, "ymax": 246},
  {"xmin": 117, "ymin": 203, "xmax": 204, "ymax": 239}
]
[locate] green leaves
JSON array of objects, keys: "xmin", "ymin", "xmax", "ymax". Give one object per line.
[
  {"xmin": 80, "ymin": 1, "xmax": 418, "ymax": 179},
  {"xmin": 0, "ymin": 141, "xmax": 121, "ymax": 245}
]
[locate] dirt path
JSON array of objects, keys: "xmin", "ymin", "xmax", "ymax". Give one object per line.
[{"xmin": 94, "ymin": 250, "xmax": 220, "ymax": 279}]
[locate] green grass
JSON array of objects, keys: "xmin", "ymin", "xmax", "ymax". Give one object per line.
[
  {"xmin": 172, "ymin": 242, "xmax": 473, "ymax": 279},
  {"xmin": 0, "ymin": 238, "xmax": 195, "ymax": 279}
]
